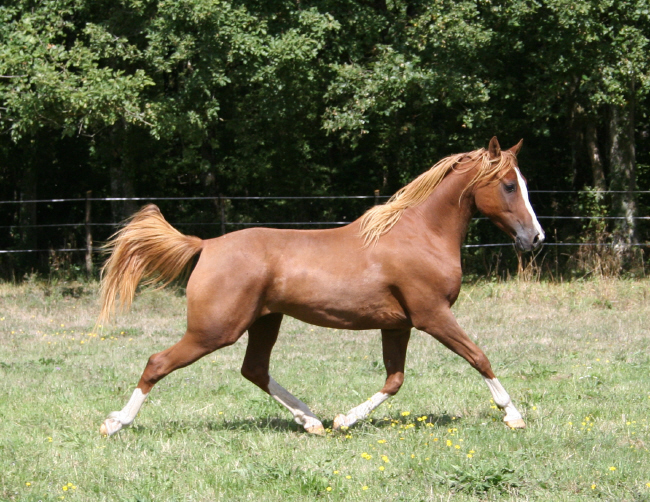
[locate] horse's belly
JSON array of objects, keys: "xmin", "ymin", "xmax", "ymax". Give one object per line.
[
  {"xmin": 265, "ymin": 245, "xmax": 410, "ymax": 330},
  {"xmin": 270, "ymin": 290, "xmax": 410, "ymax": 330},
  {"xmin": 280, "ymin": 305, "xmax": 409, "ymax": 330}
]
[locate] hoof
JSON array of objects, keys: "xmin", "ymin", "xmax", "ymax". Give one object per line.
[
  {"xmin": 505, "ymin": 418, "xmax": 526, "ymax": 429},
  {"xmin": 333, "ymin": 414, "xmax": 349, "ymax": 431},
  {"xmin": 100, "ymin": 418, "xmax": 122, "ymax": 436},
  {"xmin": 305, "ymin": 424, "xmax": 325, "ymax": 436}
]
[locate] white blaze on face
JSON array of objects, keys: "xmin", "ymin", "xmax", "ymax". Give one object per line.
[{"xmin": 514, "ymin": 167, "xmax": 544, "ymax": 239}]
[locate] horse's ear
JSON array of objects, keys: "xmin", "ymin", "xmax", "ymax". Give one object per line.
[
  {"xmin": 488, "ymin": 137, "xmax": 501, "ymax": 159},
  {"xmin": 509, "ymin": 139, "xmax": 524, "ymax": 156}
]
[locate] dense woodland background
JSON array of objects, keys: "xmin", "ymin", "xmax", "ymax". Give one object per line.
[{"xmin": 1, "ymin": 0, "xmax": 649, "ymax": 278}]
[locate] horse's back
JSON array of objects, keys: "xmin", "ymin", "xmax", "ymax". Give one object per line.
[{"xmin": 186, "ymin": 224, "xmax": 409, "ymax": 330}]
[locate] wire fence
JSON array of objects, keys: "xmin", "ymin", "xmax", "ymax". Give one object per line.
[{"xmin": 1, "ymin": 193, "xmax": 648, "ymax": 257}]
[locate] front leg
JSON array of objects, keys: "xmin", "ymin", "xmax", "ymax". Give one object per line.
[
  {"xmin": 333, "ymin": 329, "xmax": 410, "ymax": 430},
  {"xmin": 416, "ymin": 309, "xmax": 525, "ymax": 429},
  {"xmin": 100, "ymin": 388, "xmax": 148, "ymax": 436},
  {"xmin": 482, "ymin": 377, "xmax": 525, "ymax": 428}
]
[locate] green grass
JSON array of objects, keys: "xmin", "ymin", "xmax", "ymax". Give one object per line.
[{"xmin": 1, "ymin": 279, "xmax": 649, "ymax": 501}]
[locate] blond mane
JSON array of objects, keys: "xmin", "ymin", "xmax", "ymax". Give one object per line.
[{"xmin": 359, "ymin": 148, "xmax": 517, "ymax": 246}]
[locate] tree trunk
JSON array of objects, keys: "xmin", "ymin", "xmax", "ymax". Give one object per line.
[
  {"xmin": 568, "ymin": 102, "xmax": 584, "ymax": 189},
  {"xmin": 18, "ymin": 163, "xmax": 37, "ymax": 250},
  {"xmin": 109, "ymin": 124, "xmax": 138, "ymax": 222},
  {"xmin": 585, "ymin": 117, "xmax": 606, "ymax": 191},
  {"xmin": 607, "ymin": 92, "xmax": 637, "ymax": 244}
]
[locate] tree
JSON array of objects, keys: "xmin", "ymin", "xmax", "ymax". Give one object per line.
[{"xmin": 491, "ymin": 0, "xmax": 650, "ymax": 244}]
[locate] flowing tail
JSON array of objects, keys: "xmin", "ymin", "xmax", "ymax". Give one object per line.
[{"xmin": 98, "ymin": 204, "xmax": 203, "ymax": 324}]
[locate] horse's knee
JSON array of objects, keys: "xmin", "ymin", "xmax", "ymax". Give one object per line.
[
  {"xmin": 141, "ymin": 352, "xmax": 168, "ymax": 387},
  {"xmin": 382, "ymin": 372, "xmax": 405, "ymax": 396},
  {"xmin": 472, "ymin": 352, "xmax": 493, "ymax": 377}
]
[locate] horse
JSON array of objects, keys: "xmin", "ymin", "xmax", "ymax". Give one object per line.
[{"xmin": 98, "ymin": 137, "xmax": 544, "ymax": 437}]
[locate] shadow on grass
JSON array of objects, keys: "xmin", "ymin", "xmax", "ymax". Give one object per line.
[
  {"xmin": 370, "ymin": 412, "xmax": 463, "ymax": 429},
  {"xmin": 127, "ymin": 412, "xmax": 465, "ymax": 437}
]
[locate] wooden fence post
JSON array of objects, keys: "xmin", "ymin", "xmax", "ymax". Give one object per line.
[
  {"xmin": 374, "ymin": 189, "xmax": 380, "ymax": 206},
  {"xmin": 85, "ymin": 190, "xmax": 93, "ymax": 275}
]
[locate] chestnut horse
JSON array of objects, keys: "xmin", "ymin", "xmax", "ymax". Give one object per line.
[{"xmin": 98, "ymin": 137, "xmax": 544, "ymax": 436}]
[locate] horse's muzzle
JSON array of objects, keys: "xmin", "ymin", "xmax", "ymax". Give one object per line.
[{"xmin": 515, "ymin": 229, "xmax": 545, "ymax": 252}]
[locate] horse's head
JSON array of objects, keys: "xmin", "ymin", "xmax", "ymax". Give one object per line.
[{"xmin": 473, "ymin": 137, "xmax": 545, "ymax": 251}]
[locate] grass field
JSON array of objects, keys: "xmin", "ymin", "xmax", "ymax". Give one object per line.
[{"xmin": 1, "ymin": 278, "xmax": 649, "ymax": 501}]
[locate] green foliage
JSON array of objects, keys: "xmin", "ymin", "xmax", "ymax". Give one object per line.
[
  {"xmin": 0, "ymin": 0, "xmax": 154, "ymax": 140},
  {"xmin": 1, "ymin": 0, "xmax": 650, "ymax": 276},
  {"xmin": 432, "ymin": 463, "xmax": 520, "ymax": 494}
]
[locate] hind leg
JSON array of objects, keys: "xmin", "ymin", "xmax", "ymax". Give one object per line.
[
  {"xmin": 240, "ymin": 314, "xmax": 325, "ymax": 435},
  {"xmin": 100, "ymin": 328, "xmax": 240, "ymax": 436},
  {"xmin": 334, "ymin": 328, "xmax": 411, "ymax": 430}
]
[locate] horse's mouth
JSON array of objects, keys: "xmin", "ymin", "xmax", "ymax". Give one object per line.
[{"xmin": 515, "ymin": 233, "xmax": 544, "ymax": 252}]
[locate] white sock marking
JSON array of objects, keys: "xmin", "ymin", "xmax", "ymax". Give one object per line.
[
  {"xmin": 336, "ymin": 392, "xmax": 391, "ymax": 428},
  {"xmin": 102, "ymin": 388, "xmax": 148, "ymax": 434},
  {"xmin": 483, "ymin": 377, "xmax": 522, "ymax": 422},
  {"xmin": 268, "ymin": 377, "xmax": 322, "ymax": 429},
  {"xmin": 108, "ymin": 388, "xmax": 148, "ymax": 426}
]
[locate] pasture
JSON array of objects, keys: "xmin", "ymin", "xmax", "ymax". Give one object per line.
[{"xmin": 0, "ymin": 279, "xmax": 649, "ymax": 501}]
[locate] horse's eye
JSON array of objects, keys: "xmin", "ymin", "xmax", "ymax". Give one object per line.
[{"xmin": 505, "ymin": 183, "xmax": 516, "ymax": 193}]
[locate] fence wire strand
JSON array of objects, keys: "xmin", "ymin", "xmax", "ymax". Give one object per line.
[{"xmin": 1, "ymin": 194, "xmax": 648, "ymax": 253}]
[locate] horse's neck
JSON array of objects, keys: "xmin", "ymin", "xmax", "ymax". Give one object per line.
[{"xmin": 414, "ymin": 167, "xmax": 476, "ymax": 248}]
